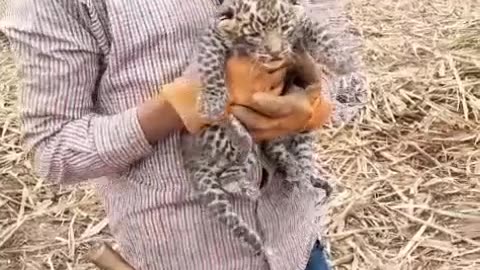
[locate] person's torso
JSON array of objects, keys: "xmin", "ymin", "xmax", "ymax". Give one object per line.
[{"xmin": 86, "ymin": 1, "xmax": 322, "ymax": 269}]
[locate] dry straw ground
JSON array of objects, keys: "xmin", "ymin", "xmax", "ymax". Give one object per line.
[{"xmin": 0, "ymin": 0, "xmax": 479, "ymax": 269}]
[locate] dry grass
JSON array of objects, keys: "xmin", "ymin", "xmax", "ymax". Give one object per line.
[{"xmin": 1, "ymin": 0, "xmax": 480, "ymax": 269}]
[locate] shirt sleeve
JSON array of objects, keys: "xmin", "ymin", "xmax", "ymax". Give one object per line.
[
  {"xmin": 303, "ymin": 0, "xmax": 368, "ymax": 125},
  {"xmin": 0, "ymin": 0, "xmax": 154, "ymax": 185}
]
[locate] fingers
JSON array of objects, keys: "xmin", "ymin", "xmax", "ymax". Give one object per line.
[
  {"xmin": 247, "ymin": 92, "xmax": 294, "ymax": 118},
  {"xmin": 240, "ymin": 83, "xmax": 315, "ymax": 120},
  {"xmin": 230, "ymin": 105, "xmax": 292, "ymax": 142},
  {"xmin": 266, "ymin": 66, "xmax": 287, "ymax": 88},
  {"xmin": 230, "ymin": 105, "xmax": 282, "ymax": 130}
]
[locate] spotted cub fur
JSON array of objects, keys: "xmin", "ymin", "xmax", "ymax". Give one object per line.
[{"xmin": 181, "ymin": 0, "xmax": 357, "ymax": 256}]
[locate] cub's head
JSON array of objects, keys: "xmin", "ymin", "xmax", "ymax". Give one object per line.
[{"xmin": 217, "ymin": 0, "xmax": 305, "ymax": 62}]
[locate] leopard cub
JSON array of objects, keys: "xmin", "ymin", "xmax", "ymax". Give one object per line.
[{"xmin": 181, "ymin": 0, "xmax": 356, "ymax": 256}]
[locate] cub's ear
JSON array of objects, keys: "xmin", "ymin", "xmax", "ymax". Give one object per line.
[{"xmin": 291, "ymin": 3, "xmax": 306, "ymax": 19}]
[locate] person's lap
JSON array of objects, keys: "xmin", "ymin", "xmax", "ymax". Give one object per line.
[{"xmin": 304, "ymin": 241, "xmax": 331, "ymax": 270}]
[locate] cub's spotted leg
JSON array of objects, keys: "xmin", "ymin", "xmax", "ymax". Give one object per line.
[
  {"xmin": 299, "ymin": 18, "xmax": 357, "ymax": 76},
  {"xmin": 185, "ymin": 124, "xmax": 263, "ymax": 255},
  {"xmin": 289, "ymin": 132, "xmax": 333, "ymax": 197},
  {"xmin": 196, "ymin": 28, "xmax": 230, "ymax": 122},
  {"xmin": 261, "ymin": 138, "xmax": 305, "ymax": 185},
  {"xmin": 192, "ymin": 160, "xmax": 263, "ymax": 256},
  {"xmin": 196, "ymin": 29, "xmax": 254, "ymax": 162},
  {"xmin": 223, "ymin": 115, "xmax": 254, "ymax": 165},
  {"xmin": 194, "ymin": 121, "xmax": 252, "ymax": 194},
  {"xmin": 203, "ymin": 118, "xmax": 256, "ymax": 198},
  {"xmin": 218, "ymin": 151, "xmax": 260, "ymax": 200},
  {"xmin": 239, "ymin": 152, "xmax": 261, "ymax": 199}
]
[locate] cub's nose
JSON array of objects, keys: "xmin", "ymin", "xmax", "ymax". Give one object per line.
[
  {"xmin": 268, "ymin": 50, "xmax": 282, "ymax": 60},
  {"xmin": 265, "ymin": 32, "xmax": 283, "ymax": 60}
]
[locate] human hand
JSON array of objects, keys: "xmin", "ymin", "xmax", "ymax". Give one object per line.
[
  {"xmin": 229, "ymin": 50, "xmax": 333, "ymax": 142},
  {"xmin": 160, "ymin": 54, "xmax": 290, "ymax": 133},
  {"xmin": 231, "ymin": 79, "xmax": 333, "ymax": 142}
]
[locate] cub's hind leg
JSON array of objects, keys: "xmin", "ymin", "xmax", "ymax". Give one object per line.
[
  {"xmin": 289, "ymin": 132, "xmax": 333, "ymax": 197},
  {"xmin": 218, "ymin": 151, "xmax": 260, "ymax": 200},
  {"xmin": 192, "ymin": 159, "xmax": 264, "ymax": 256},
  {"xmin": 261, "ymin": 138, "xmax": 305, "ymax": 185}
]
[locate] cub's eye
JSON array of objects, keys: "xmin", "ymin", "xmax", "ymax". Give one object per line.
[
  {"xmin": 244, "ymin": 34, "xmax": 261, "ymax": 45},
  {"xmin": 281, "ymin": 25, "xmax": 290, "ymax": 32},
  {"xmin": 218, "ymin": 7, "xmax": 234, "ymax": 20}
]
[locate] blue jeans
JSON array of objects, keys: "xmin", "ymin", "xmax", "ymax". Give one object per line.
[{"xmin": 305, "ymin": 241, "xmax": 331, "ymax": 270}]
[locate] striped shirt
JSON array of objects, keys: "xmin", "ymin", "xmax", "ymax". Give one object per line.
[{"xmin": 0, "ymin": 0, "xmax": 366, "ymax": 269}]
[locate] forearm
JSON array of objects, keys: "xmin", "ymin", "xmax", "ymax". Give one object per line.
[
  {"xmin": 24, "ymin": 91, "xmax": 184, "ymax": 186},
  {"xmin": 29, "ymin": 109, "xmax": 153, "ymax": 185},
  {"xmin": 137, "ymin": 96, "xmax": 184, "ymax": 144}
]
